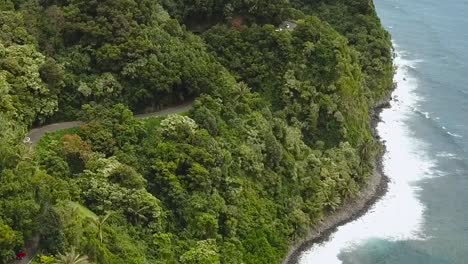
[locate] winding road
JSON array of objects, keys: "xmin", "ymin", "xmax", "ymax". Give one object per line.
[{"xmin": 26, "ymin": 101, "xmax": 193, "ymax": 146}]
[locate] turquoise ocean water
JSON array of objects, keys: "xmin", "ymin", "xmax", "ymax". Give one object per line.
[{"xmin": 297, "ymin": 0, "xmax": 468, "ymax": 263}]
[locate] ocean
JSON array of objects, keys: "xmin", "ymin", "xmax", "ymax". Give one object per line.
[{"xmin": 296, "ymin": 0, "xmax": 468, "ymax": 263}]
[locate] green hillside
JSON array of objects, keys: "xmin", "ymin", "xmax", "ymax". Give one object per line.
[{"xmin": 0, "ymin": 0, "xmax": 393, "ymax": 263}]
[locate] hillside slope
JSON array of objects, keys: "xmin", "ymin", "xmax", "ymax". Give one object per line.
[{"xmin": 0, "ymin": 0, "xmax": 392, "ymax": 263}]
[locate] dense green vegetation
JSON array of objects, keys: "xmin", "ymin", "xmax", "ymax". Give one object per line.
[{"xmin": 0, "ymin": 0, "xmax": 393, "ymax": 263}]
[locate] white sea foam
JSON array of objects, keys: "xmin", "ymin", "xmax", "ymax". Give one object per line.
[
  {"xmin": 297, "ymin": 51, "xmax": 436, "ymax": 263},
  {"xmin": 436, "ymin": 151, "xmax": 458, "ymax": 158},
  {"xmin": 447, "ymin": 132, "xmax": 462, "ymax": 138}
]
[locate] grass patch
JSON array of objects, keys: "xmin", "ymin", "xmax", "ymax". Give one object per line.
[{"xmin": 67, "ymin": 201, "xmax": 98, "ymax": 220}]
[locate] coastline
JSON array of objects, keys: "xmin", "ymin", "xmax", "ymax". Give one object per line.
[{"xmin": 282, "ymin": 94, "xmax": 394, "ymax": 264}]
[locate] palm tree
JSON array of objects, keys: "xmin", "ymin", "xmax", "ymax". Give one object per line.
[
  {"xmin": 233, "ymin": 82, "xmax": 250, "ymax": 102},
  {"xmin": 91, "ymin": 212, "xmax": 112, "ymax": 243},
  {"xmin": 55, "ymin": 247, "xmax": 90, "ymax": 264}
]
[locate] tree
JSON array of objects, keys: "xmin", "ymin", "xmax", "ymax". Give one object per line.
[
  {"xmin": 90, "ymin": 212, "xmax": 112, "ymax": 244},
  {"xmin": 0, "ymin": 41, "xmax": 58, "ymax": 124},
  {"xmin": 0, "ymin": 221, "xmax": 22, "ymax": 263},
  {"xmin": 108, "ymin": 164, "xmax": 147, "ymax": 189},
  {"xmin": 180, "ymin": 240, "xmax": 220, "ymax": 264},
  {"xmin": 160, "ymin": 114, "xmax": 199, "ymax": 141},
  {"xmin": 62, "ymin": 134, "xmax": 92, "ymax": 174},
  {"xmin": 264, "ymin": 131, "xmax": 283, "ymax": 168}
]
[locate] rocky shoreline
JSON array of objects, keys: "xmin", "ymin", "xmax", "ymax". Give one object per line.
[{"xmin": 282, "ymin": 95, "xmax": 394, "ymax": 264}]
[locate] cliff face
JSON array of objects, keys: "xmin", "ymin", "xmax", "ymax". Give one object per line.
[{"xmin": 0, "ymin": 0, "xmax": 392, "ymax": 263}]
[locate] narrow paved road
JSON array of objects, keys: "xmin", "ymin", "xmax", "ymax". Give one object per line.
[{"xmin": 26, "ymin": 102, "xmax": 193, "ymax": 146}]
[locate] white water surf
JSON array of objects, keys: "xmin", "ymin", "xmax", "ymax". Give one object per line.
[{"xmin": 297, "ymin": 49, "xmax": 436, "ymax": 264}]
